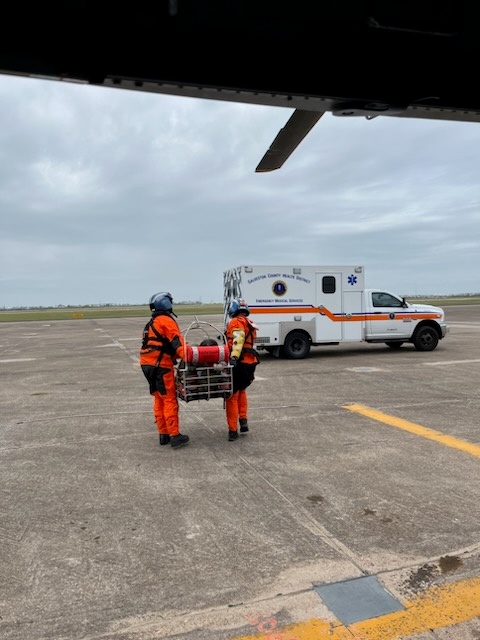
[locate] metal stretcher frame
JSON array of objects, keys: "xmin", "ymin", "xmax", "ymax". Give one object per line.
[{"xmin": 176, "ymin": 320, "xmax": 233, "ymax": 403}]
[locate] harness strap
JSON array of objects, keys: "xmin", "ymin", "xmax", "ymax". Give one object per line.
[
  {"xmin": 141, "ymin": 320, "xmax": 172, "ymax": 366},
  {"xmin": 237, "ymin": 320, "xmax": 259, "ymax": 362}
]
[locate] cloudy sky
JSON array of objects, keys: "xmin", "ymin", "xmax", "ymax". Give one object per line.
[{"xmin": 1, "ymin": 73, "xmax": 480, "ymax": 308}]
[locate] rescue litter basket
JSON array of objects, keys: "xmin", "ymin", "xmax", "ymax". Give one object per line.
[{"xmin": 176, "ymin": 320, "xmax": 233, "ymax": 403}]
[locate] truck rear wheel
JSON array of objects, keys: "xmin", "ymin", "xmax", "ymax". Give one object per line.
[
  {"xmin": 283, "ymin": 331, "xmax": 311, "ymax": 359},
  {"xmin": 413, "ymin": 326, "xmax": 439, "ymax": 351}
]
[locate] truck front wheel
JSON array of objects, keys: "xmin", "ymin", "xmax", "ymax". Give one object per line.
[
  {"xmin": 412, "ymin": 326, "xmax": 439, "ymax": 351},
  {"xmin": 282, "ymin": 331, "xmax": 311, "ymax": 359}
]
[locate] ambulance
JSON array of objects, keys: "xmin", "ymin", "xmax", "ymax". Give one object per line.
[{"xmin": 223, "ymin": 265, "xmax": 449, "ymax": 358}]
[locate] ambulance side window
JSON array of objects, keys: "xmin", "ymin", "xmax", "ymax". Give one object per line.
[{"xmin": 322, "ymin": 276, "xmax": 336, "ymax": 294}]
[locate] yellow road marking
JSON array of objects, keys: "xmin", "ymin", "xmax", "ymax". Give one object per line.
[
  {"xmin": 344, "ymin": 403, "xmax": 480, "ymax": 458},
  {"xmin": 233, "ymin": 578, "xmax": 480, "ymax": 639}
]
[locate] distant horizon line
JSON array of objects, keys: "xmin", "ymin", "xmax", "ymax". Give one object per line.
[{"xmin": 2, "ymin": 293, "xmax": 480, "ymax": 312}]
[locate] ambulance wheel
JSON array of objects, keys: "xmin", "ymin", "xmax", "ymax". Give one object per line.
[
  {"xmin": 385, "ymin": 341, "xmax": 404, "ymax": 349},
  {"xmin": 412, "ymin": 326, "xmax": 439, "ymax": 351},
  {"xmin": 283, "ymin": 331, "xmax": 311, "ymax": 359}
]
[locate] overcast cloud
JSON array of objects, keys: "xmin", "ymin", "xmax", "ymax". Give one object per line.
[{"xmin": 1, "ymin": 74, "xmax": 480, "ymax": 308}]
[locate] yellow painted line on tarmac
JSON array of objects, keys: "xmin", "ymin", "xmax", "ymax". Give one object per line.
[
  {"xmin": 233, "ymin": 577, "xmax": 480, "ymax": 639},
  {"xmin": 344, "ymin": 403, "xmax": 480, "ymax": 458}
]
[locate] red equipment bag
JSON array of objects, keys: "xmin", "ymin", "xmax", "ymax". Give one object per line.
[{"xmin": 185, "ymin": 344, "xmax": 230, "ymax": 365}]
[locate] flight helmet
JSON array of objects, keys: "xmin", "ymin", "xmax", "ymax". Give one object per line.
[
  {"xmin": 228, "ymin": 298, "xmax": 250, "ymax": 317},
  {"xmin": 149, "ymin": 292, "xmax": 173, "ymax": 312}
]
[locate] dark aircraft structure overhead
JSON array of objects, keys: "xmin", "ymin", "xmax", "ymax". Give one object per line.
[{"xmin": 2, "ymin": 1, "xmax": 480, "ymax": 171}]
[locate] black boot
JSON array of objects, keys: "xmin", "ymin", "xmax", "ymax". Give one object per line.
[
  {"xmin": 228, "ymin": 430, "xmax": 239, "ymax": 441},
  {"xmin": 239, "ymin": 418, "xmax": 249, "ymax": 433},
  {"xmin": 170, "ymin": 434, "xmax": 190, "ymax": 449},
  {"xmin": 159, "ymin": 434, "xmax": 170, "ymax": 446}
]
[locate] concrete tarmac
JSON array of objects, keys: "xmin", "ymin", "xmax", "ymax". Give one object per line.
[{"xmin": 0, "ymin": 307, "xmax": 479, "ymax": 640}]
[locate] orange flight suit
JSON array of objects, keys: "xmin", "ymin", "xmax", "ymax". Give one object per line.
[
  {"xmin": 140, "ymin": 312, "xmax": 185, "ymax": 437},
  {"xmin": 225, "ymin": 313, "xmax": 260, "ymax": 433}
]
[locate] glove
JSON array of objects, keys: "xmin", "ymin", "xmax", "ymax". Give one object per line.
[{"xmin": 229, "ymin": 356, "xmax": 238, "ymax": 367}]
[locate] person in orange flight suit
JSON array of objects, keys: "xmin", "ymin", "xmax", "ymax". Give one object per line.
[
  {"xmin": 139, "ymin": 292, "xmax": 190, "ymax": 449},
  {"xmin": 225, "ymin": 298, "xmax": 260, "ymax": 441}
]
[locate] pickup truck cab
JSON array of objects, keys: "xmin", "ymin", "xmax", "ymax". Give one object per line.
[{"xmin": 363, "ymin": 289, "xmax": 448, "ymax": 351}]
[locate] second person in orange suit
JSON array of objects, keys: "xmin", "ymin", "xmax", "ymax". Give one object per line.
[{"xmin": 225, "ymin": 298, "xmax": 260, "ymax": 441}]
